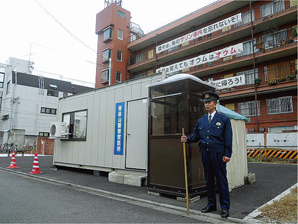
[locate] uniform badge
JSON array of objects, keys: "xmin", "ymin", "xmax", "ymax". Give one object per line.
[
  {"xmin": 205, "ymin": 94, "xmax": 209, "ymax": 99},
  {"xmin": 216, "ymin": 122, "xmax": 221, "ymax": 126}
]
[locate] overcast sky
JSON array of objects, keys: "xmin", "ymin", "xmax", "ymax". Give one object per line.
[{"xmin": 0, "ymin": 0, "xmax": 217, "ymax": 86}]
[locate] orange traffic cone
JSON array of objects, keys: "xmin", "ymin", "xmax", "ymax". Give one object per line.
[
  {"xmin": 29, "ymin": 152, "xmax": 43, "ymax": 174},
  {"xmin": 7, "ymin": 151, "xmax": 19, "ymax": 169}
]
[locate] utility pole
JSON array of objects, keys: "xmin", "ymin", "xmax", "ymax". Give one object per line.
[{"xmin": 249, "ymin": 0, "xmax": 259, "ymax": 132}]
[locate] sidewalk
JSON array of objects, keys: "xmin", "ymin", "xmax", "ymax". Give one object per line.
[{"xmin": 0, "ymin": 155, "xmax": 297, "ymax": 221}]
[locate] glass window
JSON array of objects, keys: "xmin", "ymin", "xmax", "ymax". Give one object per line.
[
  {"xmin": 118, "ymin": 29, "xmax": 123, "ymax": 40},
  {"xmin": 267, "ymin": 96, "xmax": 293, "ymax": 115},
  {"xmin": 117, "ymin": 10, "xmax": 125, "ymax": 18},
  {"xmin": 41, "ymin": 107, "xmax": 46, "ymax": 113},
  {"xmin": 63, "ymin": 92, "xmax": 68, "ymax": 97},
  {"xmin": 262, "ymin": 29, "xmax": 287, "ymax": 50},
  {"xmin": 151, "ymin": 81, "xmax": 185, "ymax": 99},
  {"xmin": 102, "ymin": 49, "xmax": 111, "ymax": 62},
  {"xmin": 148, "ymin": 50, "xmax": 154, "ymax": 59},
  {"xmin": 73, "ymin": 111, "xmax": 87, "ymax": 139},
  {"xmin": 238, "ymin": 39, "xmax": 256, "ymax": 56},
  {"xmin": 51, "ymin": 109, "xmax": 56, "ymax": 114},
  {"xmin": 47, "ymin": 89, "xmax": 58, "ymax": 97},
  {"xmin": 237, "ymin": 69, "xmax": 258, "ymax": 85},
  {"xmin": 261, "ymin": 0, "xmax": 284, "ymax": 18},
  {"xmin": 238, "ymin": 101, "xmax": 260, "ymax": 117},
  {"xmin": 235, "ymin": 10, "xmax": 254, "ymax": 27},
  {"xmin": 46, "ymin": 108, "xmax": 51, "ymax": 114},
  {"xmin": 0, "ymin": 67, "xmax": 5, "ymax": 73},
  {"xmin": 117, "ymin": 50, "xmax": 122, "ymax": 62},
  {"xmin": 101, "ymin": 69, "xmax": 109, "ymax": 83},
  {"xmin": 151, "ymin": 96, "xmax": 186, "ymax": 135},
  {"xmin": 103, "ymin": 27, "xmax": 112, "ymax": 41},
  {"xmin": 0, "ymin": 73, "xmax": 4, "ymax": 88},
  {"xmin": 116, "ymin": 71, "xmax": 122, "ymax": 83},
  {"xmin": 136, "ymin": 52, "xmax": 146, "ymax": 64}
]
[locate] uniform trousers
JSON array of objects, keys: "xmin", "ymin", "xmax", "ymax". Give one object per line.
[{"xmin": 201, "ymin": 149, "xmax": 230, "ymax": 210}]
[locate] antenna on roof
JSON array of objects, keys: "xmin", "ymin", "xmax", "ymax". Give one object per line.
[{"xmin": 104, "ymin": 0, "xmax": 122, "ymax": 8}]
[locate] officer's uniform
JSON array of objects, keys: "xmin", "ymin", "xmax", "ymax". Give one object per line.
[{"xmin": 187, "ymin": 92, "xmax": 232, "ymax": 211}]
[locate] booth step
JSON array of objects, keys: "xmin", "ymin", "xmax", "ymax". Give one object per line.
[{"xmin": 108, "ymin": 171, "xmax": 147, "ymax": 187}]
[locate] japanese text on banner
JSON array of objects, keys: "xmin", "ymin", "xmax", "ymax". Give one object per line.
[
  {"xmin": 156, "ymin": 43, "xmax": 243, "ymax": 74},
  {"xmin": 156, "ymin": 13, "xmax": 242, "ymax": 54},
  {"xmin": 208, "ymin": 75, "xmax": 245, "ymax": 90}
]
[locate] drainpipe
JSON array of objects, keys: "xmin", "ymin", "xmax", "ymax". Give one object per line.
[
  {"xmin": 249, "ymin": 0, "xmax": 259, "ymax": 132},
  {"xmin": 109, "ymin": 57, "xmax": 112, "ymax": 85}
]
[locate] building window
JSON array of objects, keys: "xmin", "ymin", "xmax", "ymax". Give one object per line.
[
  {"xmin": 39, "ymin": 132, "xmax": 50, "ymax": 137},
  {"xmin": 225, "ymin": 103, "xmax": 235, "ymax": 111},
  {"xmin": 41, "ymin": 107, "xmax": 57, "ymax": 115},
  {"xmin": 0, "ymin": 68, "xmax": 4, "ymax": 88},
  {"xmin": 117, "ymin": 50, "xmax": 122, "ymax": 62},
  {"xmin": 267, "ymin": 96, "xmax": 293, "ymax": 115},
  {"xmin": 136, "ymin": 52, "xmax": 146, "ymax": 64},
  {"xmin": 6, "ymin": 81, "xmax": 10, "ymax": 95},
  {"xmin": 116, "ymin": 71, "xmax": 122, "ymax": 82},
  {"xmin": 63, "ymin": 110, "xmax": 87, "ymax": 140},
  {"xmin": 103, "ymin": 27, "xmax": 112, "ymax": 42},
  {"xmin": 117, "ymin": 10, "xmax": 125, "ymax": 18},
  {"xmin": 101, "ymin": 69, "xmax": 109, "ymax": 83},
  {"xmin": 148, "ymin": 50, "xmax": 154, "ymax": 59},
  {"xmin": 261, "ymin": 0, "xmax": 284, "ymax": 18},
  {"xmin": 238, "ymin": 101, "xmax": 260, "ymax": 117},
  {"xmin": 102, "ymin": 48, "xmax": 111, "ymax": 62},
  {"xmin": 235, "ymin": 10, "xmax": 254, "ymax": 27},
  {"xmin": 63, "ymin": 92, "xmax": 68, "ymax": 97},
  {"xmin": 47, "ymin": 89, "xmax": 58, "ymax": 97},
  {"xmin": 262, "ymin": 29, "xmax": 287, "ymax": 50},
  {"xmin": 118, "ymin": 29, "xmax": 123, "ymax": 40},
  {"xmin": 238, "ymin": 39, "xmax": 256, "ymax": 56},
  {"xmin": 237, "ymin": 69, "xmax": 258, "ymax": 85}
]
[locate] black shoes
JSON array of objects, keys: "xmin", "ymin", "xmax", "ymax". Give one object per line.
[
  {"xmin": 221, "ymin": 209, "xmax": 229, "ymax": 218},
  {"xmin": 201, "ymin": 205, "xmax": 217, "ymax": 213}
]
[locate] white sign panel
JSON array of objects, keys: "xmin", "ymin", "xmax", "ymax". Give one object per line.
[
  {"xmin": 156, "ymin": 13, "xmax": 242, "ymax": 54},
  {"xmin": 208, "ymin": 75, "xmax": 245, "ymax": 90},
  {"xmin": 267, "ymin": 133, "xmax": 298, "ymax": 149},
  {"xmin": 156, "ymin": 43, "xmax": 243, "ymax": 74}
]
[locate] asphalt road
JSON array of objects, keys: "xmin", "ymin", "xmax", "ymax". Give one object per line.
[{"xmin": 0, "ymin": 170, "xmax": 206, "ymax": 223}]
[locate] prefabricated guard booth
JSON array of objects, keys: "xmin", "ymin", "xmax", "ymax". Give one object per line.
[{"xmin": 147, "ymin": 74, "xmax": 215, "ymax": 197}]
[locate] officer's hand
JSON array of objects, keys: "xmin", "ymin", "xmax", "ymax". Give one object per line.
[
  {"xmin": 181, "ymin": 135, "xmax": 187, "ymax": 143},
  {"xmin": 223, "ymin": 156, "xmax": 230, "ymax": 163}
]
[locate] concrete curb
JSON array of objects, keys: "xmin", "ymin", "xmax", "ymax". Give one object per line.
[
  {"xmin": 243, "ymin": 183, "xmax": 298, "ymax": 223},
  {"xmin": 0, "ymin": 167, "xmax": 248, "ymax": 223}
]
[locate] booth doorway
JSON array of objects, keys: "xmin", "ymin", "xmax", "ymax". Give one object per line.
[{"xmin": 126, "ymin": 99, "xmax": 147, "ymax": 170}]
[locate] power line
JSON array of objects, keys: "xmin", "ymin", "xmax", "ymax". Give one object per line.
[{"xmin": 35, "ymin": 0, "xmax": 97, "ymax": 54}]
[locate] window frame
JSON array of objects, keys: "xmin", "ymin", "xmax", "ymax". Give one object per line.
[
  {"xmin": 117, "ymin": 10, "xmax": 125, "ymax": 18},
  {"xmin": 117, "ymin": 50, "xmax": 123, "ymax": 62},
  {"xmin": 101, "ymin": 69, "xmax": 109, "ymax": 83},
  {"xmin": 102, "ymin": 48, "xmax": 111, "ymax": 62},
  {"xmin": 116, "ymin": 71, "xmax": 122, "ymax": 83},
  {"xmin": 238, "ymin": 100, "xmax": 261, "ymax": 117},
  {"xmin": 62, "ymin": 109, "xmax": 88, "ymax": 141},
  {"xmin": 103, "ymin": 27, "xmax": 113, "ymax": 42},
  {"xmin": 267, "ymin": 96, "xmax": 293, "ymax": 115},
  {"xmin": 117, "ymin": 29, "xmax": 123, "ymax": 40},
  {"xmin": 41, "ymin": 107, "xmax": 57, "ymax": 115}
]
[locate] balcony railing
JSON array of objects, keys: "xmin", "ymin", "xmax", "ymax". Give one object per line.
[{"xmin": 127, "ymin": 1, "xmax": 297, "ymax": 68}]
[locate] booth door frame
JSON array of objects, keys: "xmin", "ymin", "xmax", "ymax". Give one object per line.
[{"xmin": 125, "ymin": 98, "xmax": 147, "ymax": 170}]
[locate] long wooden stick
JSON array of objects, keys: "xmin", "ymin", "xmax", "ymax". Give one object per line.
[{"xmin": 182, "ymin": 128, "xmax": 190, "ymax": 215}]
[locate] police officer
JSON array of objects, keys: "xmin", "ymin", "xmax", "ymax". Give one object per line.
[{"xmin": 181, "ymin": 91, "xmax": 232, "ymax": 218}]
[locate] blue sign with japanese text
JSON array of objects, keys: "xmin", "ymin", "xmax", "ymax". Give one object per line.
[{"xmin": 114, "ymin": 102, "xmax": 125, "ymax": 155}]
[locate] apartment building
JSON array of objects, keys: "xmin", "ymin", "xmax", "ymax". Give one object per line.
[{"xmin": 95, "ymin": 0, "xmax": 297, "ymax": 133}]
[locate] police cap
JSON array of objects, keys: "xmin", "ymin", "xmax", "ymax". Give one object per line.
[{"xmin": 202, "ymin": 91, "xmax": 219, "ymax": 102}]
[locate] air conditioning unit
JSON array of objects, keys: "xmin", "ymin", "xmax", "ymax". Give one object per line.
[{"xmin": 50, "ymin": 122, "xmax": 68, "ymax": 138}]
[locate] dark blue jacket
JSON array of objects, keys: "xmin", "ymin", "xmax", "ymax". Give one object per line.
[{"xmin": 187, "ymin": 110, "xmax": 232, "ymax": 158}]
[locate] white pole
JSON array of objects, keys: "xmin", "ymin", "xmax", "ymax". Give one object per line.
[{"xmin": 109, "ymin": 57, "xmax": 112, "ymax": 85}]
